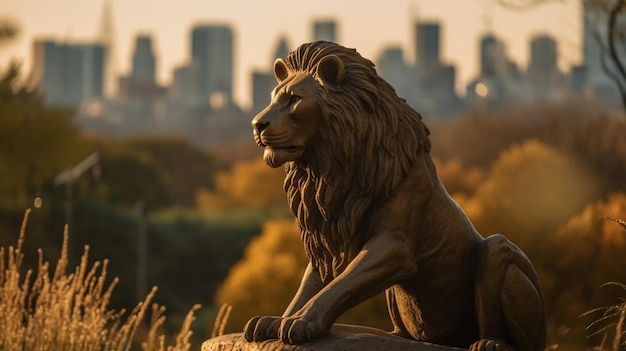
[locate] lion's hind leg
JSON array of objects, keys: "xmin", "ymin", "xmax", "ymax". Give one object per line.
[{"xmin": 472, "ymin": 234, "xmax": 546, "ymax": 351}]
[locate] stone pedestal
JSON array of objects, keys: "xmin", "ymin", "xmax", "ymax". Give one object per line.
[{"xmin": 201, "ymin": 332, "xmax": 466, "ymax": 351}]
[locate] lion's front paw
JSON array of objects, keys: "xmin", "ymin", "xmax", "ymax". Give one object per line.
[
  {"xmin": 470, "ymin": 338, "xmax": 513, "ymax": 351},
  {"xmin": 243, "ymin": 316, "xmax": 281, "ymax": 342},
  {"xmin": 278, "ymin": 316, "xmax": 328, "ymax": 344}
]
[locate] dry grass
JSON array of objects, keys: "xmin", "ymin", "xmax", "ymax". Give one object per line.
[
  {"xmin": 0, "ymin": 209, "xmax": 200, "ymax": 351},
  {"xmin": 580, "ymin": 218, "xmax": 626, "ymax": 351}
]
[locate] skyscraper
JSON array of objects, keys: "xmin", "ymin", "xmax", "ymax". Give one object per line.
[
  {"xmin": 273, "ymin": 36, "xmax": 291, "ymax": 61},
  {"xmin": 32, "ymin": 39, "xmax": 105, "ymax": 107},
  {"xmin": 415, "ymin": 22, "xmax": 440, "ymax": 68},
  {"xmin": 313, "ymin": 20, "xmax": 337, "ymax": 42},
  {"xmin": 98, "ymin": 0, "xmax": 117, "ymax": 97},
  {"xmin": 117, "ymin": 33, "xmax": 164, "ymax": 117},
  {"xmin": 131, "ymin": 35, "xmax": 156, "ymax": 84},
  {"xmin": 251, "ymin": 36, "xmax": 292, "ymax": 113},
  {"xmin": 527, "ymin": 34, "xmax": 560, "ymax": 88},
  {"xmin": 479, "ymin": 34, "xmax": 499, "ymax": 77},
  {"xmin": 581, "ymin": 1, "xmax": 622, "ymax": 104},
  {"xmin": 191, "ymin": 24, "xmax": 234, "ymax": 106}
]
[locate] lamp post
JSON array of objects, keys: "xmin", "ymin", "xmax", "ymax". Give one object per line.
[
  {"xmin": 53, "ymin": 152, "xmax": 100, "ymax": 262},
  {"xmin": 135, "ymin": 200, "xmax": 148, "ymax": 302}
]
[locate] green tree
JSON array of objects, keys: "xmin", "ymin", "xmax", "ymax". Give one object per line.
[
  {"xmin": 97, "ymin": 150, "xmax": 171, "ymax": 210},
  {"xmin": 84, "ymin": 137, "xmax": 171, "ymax": 210},
  {"xmin": 128, "ymin": 135, "xmax": 219, "ymax": 207},
  {"xmin": 0, "ymin": 63, "xmax": 86, "ymax": 213}
]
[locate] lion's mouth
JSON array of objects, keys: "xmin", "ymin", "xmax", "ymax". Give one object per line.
[
  {"xmin": 264, "ymin": 145, "xmax": 302, "ymax": 153},
  {"xmin": 261, "ymin": 144, "xmax": 305, "ymax": 168}
]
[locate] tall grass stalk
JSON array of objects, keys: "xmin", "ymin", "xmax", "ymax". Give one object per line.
[
  {"xmin": 580, "ymin": 218, "xmax": 626, "ymax": 351},
  {"xmin": 0, "ymin": 209, "xmax": 199, "ymax": 351}
]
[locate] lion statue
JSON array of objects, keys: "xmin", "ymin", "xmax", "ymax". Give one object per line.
[{"xmin": 245, "ymin": 41, "xmax": 546, "ymax": 351}]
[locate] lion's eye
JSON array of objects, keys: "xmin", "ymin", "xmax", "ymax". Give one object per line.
[{"xmin": 289, "ymin": 95, "xmax": 301, "ymax": 105}]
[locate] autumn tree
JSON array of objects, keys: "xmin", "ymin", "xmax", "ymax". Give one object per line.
[
  {"xmin": 215, "ymin": 218, "xmax": 390, "ymax": 334},
  {"xmin": 540, "ymin": 193, "xmax": 626, "ymax": 348},
  {"xmin": 215, "ymin": 218, "xmax": 308, "ymax": 332},
  {"xmin": 196, "ymin": 158, "xmax": 287, "ymax": 210},
  {"xmin": 463, "ymin": 139, "xmax": 601, "ymax": 253}
]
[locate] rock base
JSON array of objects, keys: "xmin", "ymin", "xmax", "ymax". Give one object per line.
[{"xmin": 201, "ymin": 332, "xmax": 466, "ymax": 351}]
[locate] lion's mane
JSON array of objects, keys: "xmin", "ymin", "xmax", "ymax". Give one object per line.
[{"xmin": 282, "ymin": 41, "xmax": 431, "ymax": 283}]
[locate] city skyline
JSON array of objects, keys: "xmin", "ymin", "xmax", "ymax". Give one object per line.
[{"xmin": 0, "ymin": 0, "xmax": 581, "ymax": 108}]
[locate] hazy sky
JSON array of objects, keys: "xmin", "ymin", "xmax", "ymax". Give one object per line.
[{"xmin": 0, "ymin": 0, "xmax": 581, "ymax": 107}]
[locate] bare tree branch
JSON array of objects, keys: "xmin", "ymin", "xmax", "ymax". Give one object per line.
[
  {"xmin": 605, "ymin": 0, "xmax": 626, "ymax": 108},
  {"xmin": 494, "ymin": 0, "xmax": 563, "ymax": 10}
]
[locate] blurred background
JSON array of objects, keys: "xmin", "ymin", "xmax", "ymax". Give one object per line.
[{"xmin": 1, "ymin": 0, "xmax": 626, "ymax": 349}]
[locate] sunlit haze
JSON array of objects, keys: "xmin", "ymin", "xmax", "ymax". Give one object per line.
[{"xmin": 0, "ymin": 0, "xmax": 580, "ymax": 108}]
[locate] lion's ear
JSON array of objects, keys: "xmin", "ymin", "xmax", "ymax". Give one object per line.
[
  {"xmin": 317, "ymin": 55, "xmax": 345, "ymax": 88},
  {"xmin": 274, "ymin": 58, "xmax": 290, "ymax": 83}
]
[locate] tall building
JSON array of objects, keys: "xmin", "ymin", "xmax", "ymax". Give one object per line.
[
  {"xmin": 478, "ymin": 33, "xmax": 518, "ymax": 79},
  {"xmin": 170, "ymin": 61, "xmax": 200, "ymax": 105},
  {"xmin": 273, "ymin": 36, "xmax": 291, "ymax": 60},
  {"xmin": 32, "ymin": 39, "xmax": 105, "ymax": 107},
  {"xmin": 118, "ymin": 34, "xmax": 159, "ymax": 97},
  {"xmin": 191, "ymin": 24, "xmax": 234, "ymax": 106},
  {"xmin": 479, "ymin": 34, "xmax": 499, "ymax": 77},
  {"xmin": 377, "ymin": 47, "xmax": 414, "ymax": 100},
  {"xmin": 527, "ymin": 34, "xmax": 561, "ymax": 89},
  {"xmin": 312, "ymin": 20, "xmax": 337, "ymax": 42},
  {"xmin": 581, "ymin": 1, "xmax": 622, "ymax": 104},
  {"xmin": 467, "ymin": 33, "xmax": 522, "ymax": 107},
  {"xmin": 251, "ymin": 36, "xmax": 292, "ymax": 113},
  {"xmin": 98, "ymin": 0, "xmax": 117, "ymax": 97},
  {"xmin": 415, "ymin": 22, "xmax": 440, "ymax": 68},
  {"xmin": 130, "ymin": 34, "xmax": 156, "ymax": 84}
]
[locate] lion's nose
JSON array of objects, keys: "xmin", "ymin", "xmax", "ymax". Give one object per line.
[{"xmin": 252, "ymin": 119, "xmax": 270, "ymax": 133}]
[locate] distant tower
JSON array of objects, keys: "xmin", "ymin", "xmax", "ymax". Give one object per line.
[
  {"xmin": 251, "ymin": 36, "xmax": 291, "ymax": 113},
  {"xmin": 191, "ymin": 24, "xmax": 234, "ymax": 107},
  {"xmin": 33, "ymin": 39, "xmax": 105, "ymax": 107},
  {"xmin": 131, "ymin": 34, "xmax": 156, "ymax": 84},
  {"xmin": 480, "ymin": 34, "xmax": 499, "ymax": 77},
  {"xmin": 313, "ymin": 20, "xmax": 337, "ymax": 42},
  {"xmin": 98, "ymin": 0, "xmax": 116, "ymax": 97},
  {"xmin": 581, "ymin": 2, "xmax": 624, "ymax": 90},
  {"xmin": 377, "ymin": 47, "xmax": 409, "ymax": 92},
  {"xmin": 527, "ymin": 34, "xmax": 560, "ymax": 88},
  {"xmin": 273, "ymin": 36, "xmax": 290, "ymax": 60},
  {"xmin": 414, "ymin": 22, "xmax": 441, "ymax": 68}
]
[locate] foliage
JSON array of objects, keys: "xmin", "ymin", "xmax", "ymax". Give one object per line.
[
  {"xmin": 0, "ymin": 210, "xmax": 199, "ymax": 351},
  {"xmin": 581, "ymin": 282, "xmax": 626, "ymax": 351},
  {"xmin": 431, "ymin": 101, "xmax": 626, "ymax": 196},
  {"xmin": 215, "ymin": 218, "xmax": 391, "ymax": 334},
  {"xmin": 60, "ymin": 198, "xmax": 276, "ymax": 346},
  {"xmin": 433, "ymin": 157, "xmax": 485, "ymax": 198},
  {"xmin": 0, "ymin": 63, "xmax": 87, "ymax": 213},
  {"xmin": 127, "ymin": 135, "xmax": 219, "ymax": 207},
  {"xmin": 97, "ymin": 148, "xmax": 172, "ymax": 210},
  {"xmin": 464, "ymin": 139, "xmax": 600, "ymax": 249},
  {"xmin": 215, "ymin": 218, "xmax": 308, "ymax": 332},
  {"xmin": 541, "ymin": 195, "xmax": 626, "ymax": 348},
  {"xmin": 196, "ymin": 158, "xmax": 287, "ymax": 211}
]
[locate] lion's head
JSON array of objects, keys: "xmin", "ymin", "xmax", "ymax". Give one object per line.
[{"xmin": 252, "ymin": 41, "xmax": 431, "ymax": 283}]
